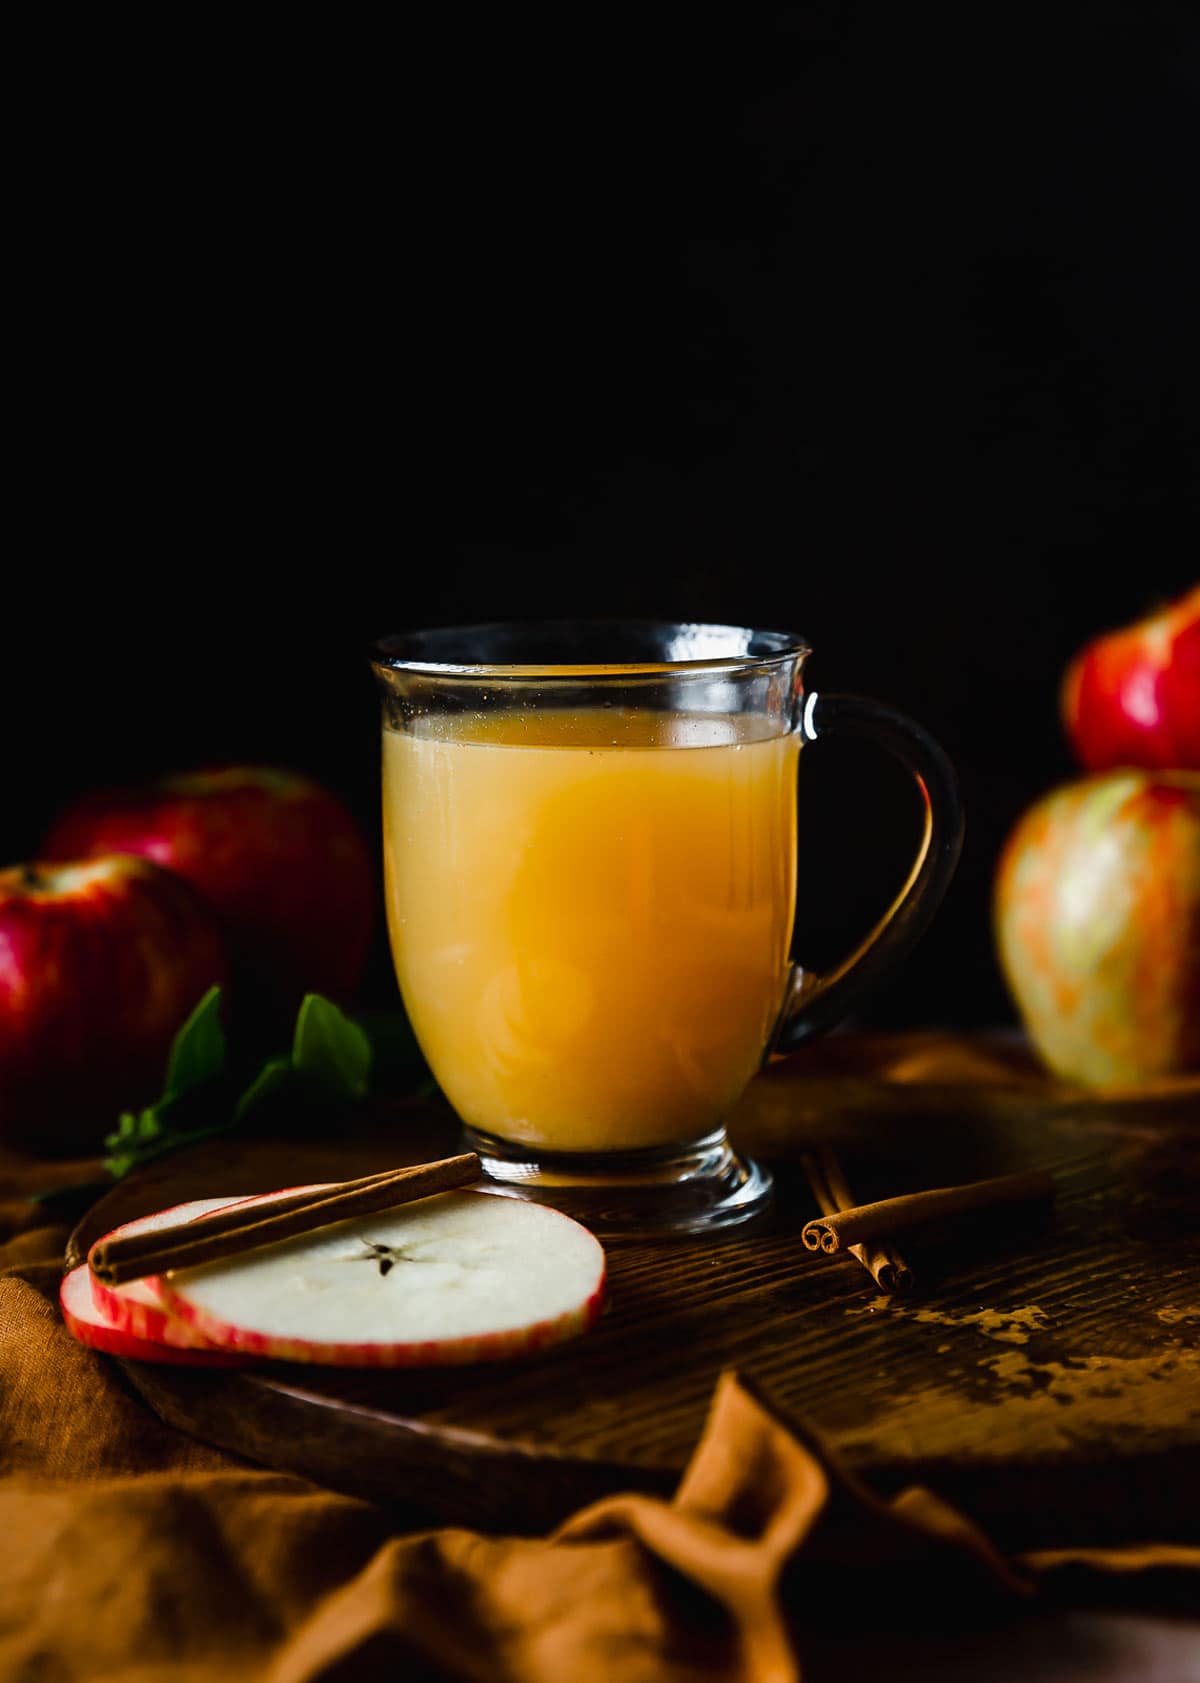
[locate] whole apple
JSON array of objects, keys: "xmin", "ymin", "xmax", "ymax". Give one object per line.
[
  {"xmin": 43, "ymin": 767, "xmax": 375, "ymax": 1030},
  {"xmin": 1061, "ymin": 586, "xmax": 1200, "ymax": 772},
  {"xmin": 0, "ymin": 855, "xmax": 228, "ymax": 1152},
  {"xmin": 994, "ymin": 770, "xmax": 1200, "ymax": 1087}
]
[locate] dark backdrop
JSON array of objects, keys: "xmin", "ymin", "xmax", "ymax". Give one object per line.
[{"xmin": 6, "ymin": 6, "xmax": 1197, "ymax": 1031}]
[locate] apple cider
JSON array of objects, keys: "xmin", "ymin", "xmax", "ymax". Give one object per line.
[{"xmin": 381, "ymin": 708, "xmax": 799, "ymax": 1151}]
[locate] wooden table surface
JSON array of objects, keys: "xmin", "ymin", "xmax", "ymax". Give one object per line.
[{"xmin": 67, "ymin": 1034, "xmax": 1200, "ymax": 1548}]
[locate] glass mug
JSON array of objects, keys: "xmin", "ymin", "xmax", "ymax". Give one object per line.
[{"xmin": 371, "ymin": 621, "xmax": 963, "ymax": 1235}]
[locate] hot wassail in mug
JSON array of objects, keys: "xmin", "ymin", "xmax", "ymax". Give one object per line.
[{"xmin": 372, "ymin": 622, "xmax": 964, "ymax": 1235}]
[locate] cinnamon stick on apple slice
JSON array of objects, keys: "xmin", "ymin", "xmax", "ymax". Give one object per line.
[{"xmin": 88, "ymin": 1155, "xmax": 482, "ymax": 1286}]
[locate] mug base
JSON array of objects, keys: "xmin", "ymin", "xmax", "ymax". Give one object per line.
[{"xmin": 462, "ymin": 1124, "xmax": 773, "ymax": 1239}]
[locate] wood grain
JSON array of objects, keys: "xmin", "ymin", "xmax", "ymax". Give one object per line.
[{"xmin": 66, "ymin": 1042, "xmax": 1200, "ymax": 1548}]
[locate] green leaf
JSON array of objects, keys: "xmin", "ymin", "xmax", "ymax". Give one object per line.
[
  {"xmin": 291, "ymin": 994, "xmax": 371, "ymax": 1100},
  {"xmin": 95, "ymin": 990, "xmax": 383, "ymax": 1183},
  {"xmin": 233, "ymin": 1055, "xmax": 296, "ymax": 1124},
  {"xmin": 104, "ymin": 1116, "xmax": 237, "ymax": 1181},
  {"xmin": 104, "ymin": 1106, "xmax": 163, "ymax": 1153},
  {"xmin": 102, "ymin": 1094, "xmax": 198, "ymax": 1178},
  {"xmin": 164, "ymin": 986, "xmax": 227, "ymax": 1097},
  {"xmin": 105, "ymin": 1111, "xmax": 139, "ymax": 1148}
]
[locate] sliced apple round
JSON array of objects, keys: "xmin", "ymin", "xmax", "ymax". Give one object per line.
[
  {"xmin": 59, "ymin": 1264, "xmax": 248, "ymax": 1365},
  {"xmin": 151, "ymin": 1190, "xmax": 607, "ymax": 1366}
]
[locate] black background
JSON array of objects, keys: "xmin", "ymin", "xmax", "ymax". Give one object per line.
[{"xmin": 6, "ymin": 6, "xmax": 1197, "ymax": 1031}]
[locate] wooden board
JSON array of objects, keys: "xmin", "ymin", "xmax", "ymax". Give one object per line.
[{"xmin": 66, "ymin": 1044, "xmax": 1200, "ymax": 1549}]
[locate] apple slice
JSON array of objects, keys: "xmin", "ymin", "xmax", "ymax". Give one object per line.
[
  {"xmin": 59, "ymin": 1264, "xmax": 249, "ymax": 1365},
  {"xmin": 64, "ymin": 1187, "xmax": 335, "ymax": 1363},
  {"xmin": 151, "ymin": 1190, "xmax": 607, "ymax": 1366},
  {"xmin": 89, "ymin": 1190, "xmax": 328, "ymax": 1346}
]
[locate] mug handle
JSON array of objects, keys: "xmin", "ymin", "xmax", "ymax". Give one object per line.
[{"xmin": 768, "ymin": 691, "xmax": 965, "ymax": 1055}]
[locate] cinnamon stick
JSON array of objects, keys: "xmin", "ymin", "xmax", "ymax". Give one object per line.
[
  {"xmin": 88, "ymin": 1153, "xmax": 481, "ymax": 1286},
  {"xmin": 801, "ymin": 1150, "xmax": 914, "ymax": 1295},
  {"xmin": 801, "ymin": 1166, "xmax": 1054, "ymax": 1256}
]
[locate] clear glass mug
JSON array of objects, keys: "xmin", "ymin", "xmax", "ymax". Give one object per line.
[{"xmin": 371, "ymin": 621, "xmax": 963, "ymax": 1236}]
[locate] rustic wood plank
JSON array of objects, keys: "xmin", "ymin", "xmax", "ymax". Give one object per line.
[{"xmin": 66, "ymin": 1040, "xmax": 1200, "ymax": 1547}]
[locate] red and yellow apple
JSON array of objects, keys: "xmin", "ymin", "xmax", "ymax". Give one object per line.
[
  {"xmin": 994, "ymin": 770, "xmax": 1200, "ymax": 1087},
  {"xmin": 43, "ymin": 766, "xmax": 375, "ymax": 1027},
  {"xmin": 1061, "ymin": 586, "xmax": 1200, "ymax": 772},
  {"xmin": 0, "ymin": 855, "xmax": 228, "ymax": 1151}
]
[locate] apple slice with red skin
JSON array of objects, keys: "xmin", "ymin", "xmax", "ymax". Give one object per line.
[
  {"xmin": 89, "ymin": 1191, "xmax": 328, "ymax": 1346},
  {"xmin": 60, "ymin": 1261, "xmax": 249, "ymax": 1366},
  {"xmin": 150, "ymin": 1190, "xmax": 607, "ymax": 1366}
]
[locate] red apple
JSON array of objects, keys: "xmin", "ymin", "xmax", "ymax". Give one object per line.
[
  {"xmin": 0, "ymin": 855, "xmax": 228, "ymax": 1151},
  {"xmin": 43, "ymin": 766, "xmax": 375, "ymax": 1027},
  {"xmin": 993, "ymin": 770, "xmax": 1200, "ymax": 1087},
  {"xmin": 1061, "ymin": 586, "xmax": 1200, "ymax": 772}
]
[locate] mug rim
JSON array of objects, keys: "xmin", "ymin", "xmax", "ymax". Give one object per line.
[{"xmin": 370, "ymin": 618, "xmax": 811, "ymax": 678}]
